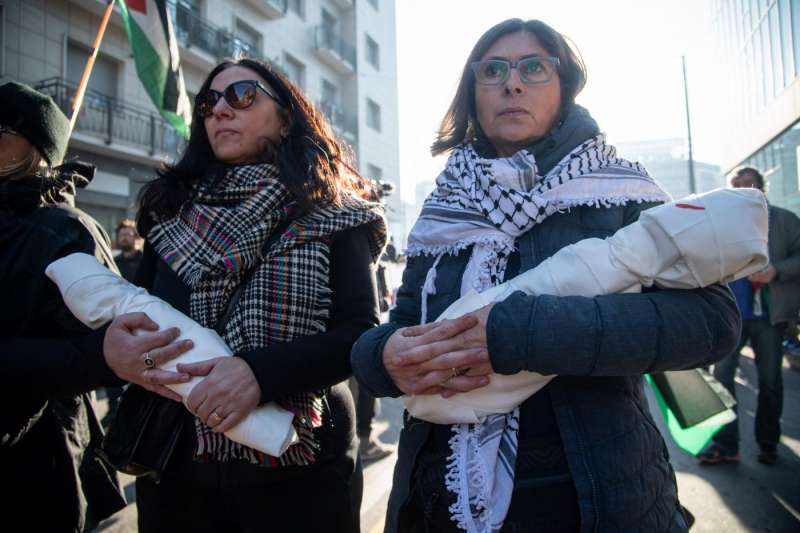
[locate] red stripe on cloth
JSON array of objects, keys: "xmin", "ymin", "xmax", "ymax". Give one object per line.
[{"xmin": 675, "ymin": 203, "xmax": 705, "ymax": 210}]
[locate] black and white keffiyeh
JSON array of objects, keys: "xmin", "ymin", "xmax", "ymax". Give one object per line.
[
  {"xmin": 149, "ymin": 163, "xmax": 386, "ymax": 466},
  {"xmin": 406, "ymin": 134, "xmax": 670, "ymax": 532}
]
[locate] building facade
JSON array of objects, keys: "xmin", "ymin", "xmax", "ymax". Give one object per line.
[
  {"xmin": 0, "ymin": 0, "xmax": 402, "ymax": 236},
  {"xmin": 710, "ymin": 0, "xmax": 800, "ymax": 212}
]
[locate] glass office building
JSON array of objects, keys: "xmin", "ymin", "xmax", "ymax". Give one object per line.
[{"xmin": 712, "ymin": 0, "xmax": 800, "ymax": 213}]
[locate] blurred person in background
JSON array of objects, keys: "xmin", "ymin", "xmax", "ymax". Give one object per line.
[
  {"xmin": 700, "ymin": 166, "xmax": 800, "ymax": 466},
  {"xmin": 114, "ymin": 218, "xmax": 143, "ymax": 283}
]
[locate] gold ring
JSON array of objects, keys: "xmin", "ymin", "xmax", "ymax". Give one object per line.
[
  {"xmin": 210, "ymin": 411, "xmax": 223, "ymax": 424},
  {"xmin": 451, "ymin": 368, "xmax": 459, "ymax": 380}
]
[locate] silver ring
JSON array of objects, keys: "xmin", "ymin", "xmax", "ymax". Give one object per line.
[{"xmin": 143, "ymin": 352, "xmax": 155, "ymax": 369}]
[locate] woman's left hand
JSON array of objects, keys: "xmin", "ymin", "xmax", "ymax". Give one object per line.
[
  {"xmin": 398, "ymin": 303, "xmax": 495, "ymax": 397},
  {"xmin": 178, "ymin": 357, "xmax": 261, "ymax": 433}
]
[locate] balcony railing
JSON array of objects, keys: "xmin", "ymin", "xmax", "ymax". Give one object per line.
[
  {"xmin": 35, "ymin": 78, "xmax": 186, "ymax": 158},
  {"xmin": 314, "ymin": 26, "xmax": 356, "ymax": 74},
  {"xmin": 319, "ymin": 101, "xmax": 357, "ymax": 138},
  {"xmin": 169, "ymin": 2, "xmax": 260, "ymax": 60},
  {"xmin": 244, "ymin": 0, "xmax": 288, "ymax": 19}
]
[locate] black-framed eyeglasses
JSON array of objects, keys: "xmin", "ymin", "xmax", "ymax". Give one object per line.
[
  {"xmin": 0, "ymin": 125, "xmax": 20, "ymax": 139},
  {"xmin": 471, "ymin": 56, "xmax": 560, "ymax": 86},
  {"xmin": 195, "ymin": 80, "xmax": 283, "ymax": 118}
]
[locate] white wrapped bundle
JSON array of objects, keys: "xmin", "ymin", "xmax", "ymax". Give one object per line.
[
  {"xmin": 46, "ymin": 252, "xmax": 297, "ymax": 456},
  {"xmin": 405, "ymin": 188, "xmax": 769, "ymax": 424}
]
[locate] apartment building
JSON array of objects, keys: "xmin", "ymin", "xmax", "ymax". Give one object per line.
[{"xmin": 0, "ymin": 0, "xmax": 402, "ymax": 236}]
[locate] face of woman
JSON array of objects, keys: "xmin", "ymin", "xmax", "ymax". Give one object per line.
[
  {"xmin": 204, "ymin": 66, "xmax": 286, "ymax": 165},
  {"xmin": 474, "ymin": 31, "xmax": 562, "ymax": 157},
  {"xmin": 0, "ymin": 127, "xmax": 36, "ymax": 170}
]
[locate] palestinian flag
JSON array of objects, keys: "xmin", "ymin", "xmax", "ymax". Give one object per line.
[{"xmin": 119, "ymin": 0, "xmax": 191, "ymax": 138}]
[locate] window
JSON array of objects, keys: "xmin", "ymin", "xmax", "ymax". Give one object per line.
[
  {"xmin": 172, "ymin": 0, "xmax": 202, "ymax": 42},
  {"xmin": 366, "ymin": 98, "xmax": 381, "ymax": 132},
  {"xmin": 779, "ymin": 0, "xmax": 795, "ymax": 86},
  {"xmin": 67, "ymin": 42, "xmax": 118, "ymax": 100},
  {"xmin": 367, "ymin": 164, "xmax": 383, "ymax": 181},
  {"xmin": 769, "ymin": 5, "xmax": 783, "ymax": 93},
  {"xmin": 235, "ymin": 19, "xmax": 262, "ymax": 57},
  {"xmin": 792, "ymin": 0, "xmax": 800, "ymax": 84},
  {"xmin": 322, "ymin": 9, "xmax": 336, "ymax": 30},
  {"xmin": 283, "ymin": 53, "xmax": 306, "ymax": 90},
  {"xmin": 289, "ymin": 0, "xmax": 305, "ymax": 19},
  {"xmin": 321, "ymin": 78, "xmax": 339, "ymax": 107},
  {"xmin": 366, "ymin": 34, "xmax": 380, "ymax": 69},
  {"xmin": 367, "ymin": 0, "xmax": 379, "ymax": 9},
  {"xmin": 760, "ymin": 20, "xmax": 773, "ymax": 101}
]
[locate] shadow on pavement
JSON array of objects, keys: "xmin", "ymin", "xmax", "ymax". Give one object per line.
[{"xmin": 654, "ymin": 353, "xmax": 800, "ymax": 532}]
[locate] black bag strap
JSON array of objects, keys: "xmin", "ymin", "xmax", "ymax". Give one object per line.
[{"xmin": 214, "ymin": 220, "xmax": 292, "ymax": 335}]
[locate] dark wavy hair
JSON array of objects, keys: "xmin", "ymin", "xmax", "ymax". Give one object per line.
[
  {"xmin": 137, "ymin": 58, "xmax": 360, "ymax": 234},
  {"xmin": 431, "ymin": 19, "xmax": 587, "ymax": 156}
]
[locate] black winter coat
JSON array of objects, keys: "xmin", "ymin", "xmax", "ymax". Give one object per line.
[{"xmin": 0, "ymin": 198, "xmax": 125, "ymax": 532}]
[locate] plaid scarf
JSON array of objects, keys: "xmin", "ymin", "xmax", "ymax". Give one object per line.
[
  {"xmin": 149, "ymin": 163, "xmax": 385, "ymax": 466},
  {"xmin": 406, "ymin": 136, "xmax": 669, "ymax": 532}
]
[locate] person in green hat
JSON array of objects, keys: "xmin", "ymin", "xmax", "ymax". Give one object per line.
[{"xmin": 0, "ymin": 81, "xmax": 191, "ymax": 531}]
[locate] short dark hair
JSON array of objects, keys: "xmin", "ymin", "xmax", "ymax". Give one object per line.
[
  {"xmin": 137, "ymin": 58, "xmax": 363, "ymax": 235},
  {"xmin": 732, "ymin": 166, "xmax": 765, "ymax": 190},
  {"xmin": 116, "ymin": 218, "xmax": 138, "ymax": 237},
  {"xmin": 431, "ymin": 19, "xmax": 587, "ymax": 156}
]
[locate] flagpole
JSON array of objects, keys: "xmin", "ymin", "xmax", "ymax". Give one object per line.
[{"xmin": 69, "ymin": 0, "xmax": 116, "ymax": 135}]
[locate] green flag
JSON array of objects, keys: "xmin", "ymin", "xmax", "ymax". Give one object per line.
[
  {"xmin": 118, "ymin": 0, "xmax": 191, "ymax": 138},
  {"xmin": 646, "ymin": 370, "xmax": 736, "ymax": 456}
]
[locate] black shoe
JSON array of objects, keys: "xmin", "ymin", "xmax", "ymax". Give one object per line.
[
  {"xmin": 757, "ymin": 448, "xmax": 778, "ymax": 465},
  {"xmin": 359, "ymin": 437, "xmax": 394, "ymax": 464},
  {"xmin": 698, "ymin": 443, "xmax": 740, "ymax": 465}
]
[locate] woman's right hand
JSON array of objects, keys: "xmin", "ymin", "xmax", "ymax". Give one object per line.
[
  {"xmin": 382, "ymin": 315, "xmax": 490, "ymax": 396},
  {"xmin": 103, "ymin": 312, "xmax": 193, "ymax": 402}
]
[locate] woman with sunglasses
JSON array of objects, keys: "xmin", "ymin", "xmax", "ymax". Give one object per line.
[
  {"xmin": 351, "ymin": 19, "xmax": 739, "ymax": 532},
  {"xmin": 101, "ymin": 58, "xmax": 386, "ymax": 532}
]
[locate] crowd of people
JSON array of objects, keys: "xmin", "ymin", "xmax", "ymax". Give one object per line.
[{"xmin": 1, "ymin": 16, "xmax": 796, "ymax": 533}]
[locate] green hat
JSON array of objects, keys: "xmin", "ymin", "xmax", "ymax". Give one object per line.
[{"xmin": 0, "ymin": 82, "xmax": 70, "ymax": 165}]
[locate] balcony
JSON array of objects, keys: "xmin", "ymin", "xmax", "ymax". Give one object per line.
[
  {"xmin": 35, "ymin": 78, "xmax": 186, "ymax": 160},
  {"xmin": 314, "ymin": 26, "xmax": 356, "ymax": 75},
  {"xmin": 244, "ymin": 0, "xmax": 288, "ymax": 19},
  {"xmin": 169, "ymin": 2, "xmax": 261, "ymax": 62},
  {"xmin": 319, "ymin": 101, "xmax": 357, "ymax": 141}
]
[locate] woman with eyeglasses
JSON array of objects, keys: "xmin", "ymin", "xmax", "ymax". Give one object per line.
[
  {"xmin": 99, "ymin": 58, "xmax": 385, "ymax": 532},
  {"xmin": 351, "ymin": 19, "xmax": 739, "ymax": 532}
]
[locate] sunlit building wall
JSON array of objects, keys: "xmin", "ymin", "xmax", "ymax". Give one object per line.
[{"xmin": 711, "ymin": 0, "xmax": 800, "ymax": 213}]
